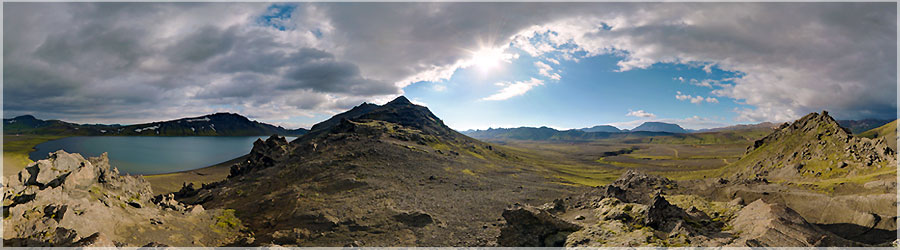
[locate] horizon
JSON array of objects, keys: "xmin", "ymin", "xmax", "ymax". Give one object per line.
[
  {"xmin": 4, "ymin": 103, "xmax": 892, "ymax": 131},
  {"xmin": 3, "ymin": 3, "xmax": 897, "ymax": 131}
]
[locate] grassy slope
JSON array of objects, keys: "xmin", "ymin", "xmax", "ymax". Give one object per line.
[
  {"xmin": 3, "ymin": 135, "xmax": 67, "ymax": 176},
  {"xmin": 858, "ymin": 120, "xmax": 897, "ymax": 150}
]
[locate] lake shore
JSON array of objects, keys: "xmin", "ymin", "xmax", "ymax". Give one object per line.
[
  {"xmin": 3, "ymin": 134, "xmax": 245, "ymax": 195},
  {"xmin": 141, "ymin": 154, "xmax": 245, "ymax": 195},
  {"xmin": 3, "ymin": 134, "xmax": 68, "ymax": 176}
]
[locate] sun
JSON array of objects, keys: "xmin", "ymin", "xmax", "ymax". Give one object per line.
[{"xmin": 469, "ymin": 47, "xmax": 509, "ymax": 72}]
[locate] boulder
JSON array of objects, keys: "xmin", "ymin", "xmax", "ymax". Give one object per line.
[
  {"xmin": 643, "ymin": 195, "xmax": 689, "ymax": 231},
  {"xmin": 497, "ymin": 205, "xmax": 581, "ymax": 247},
  {"xmin": 229, "ymin": 135, "xmax": 290, "ymax": 177},
  {"xmin": 730, "ymin": 199, "xmax": 860, "ymax": 247},
  {"xmin": 394, "ymin": 211, "xmax": 434, "ymax": 228}
]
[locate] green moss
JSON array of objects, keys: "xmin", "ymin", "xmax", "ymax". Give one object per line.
[
  {"xmin": 212, "ymin": 209, "xmax": 242, "ymax": 232},
  {"xmin": 461, "ymin": 169, "xmax": 477, "ymax": 176}
]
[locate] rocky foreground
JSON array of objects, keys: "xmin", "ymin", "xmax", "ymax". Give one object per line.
[
  {"xmin": 497, "ymin": 170, "xmax": 864, "ymax": 247},
  {"xmin": 2, "ymin": 151, "xmax": 246, "ymax": 246}
]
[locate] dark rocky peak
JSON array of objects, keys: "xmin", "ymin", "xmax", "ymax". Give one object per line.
[
  {"xmin": 13, "ymin": 114, "xmax": 39, "ymax": 121},
  {"xmin": 357, "ymin": 96, "xmax": 449, "ymax": 135},
  {"xmin": 308, "ymin": 102, "xmax": 380, "ymax": 132},
  {"xmin": 205, "ymin": 112, "xmax": 252, "ymax": 123},
  {"xmin": 385, "ymin": 95, "xmax": 413, "ymax": 106},
  {"xmin": 307, "ymin": 96, "xmax": 452, "ymax": 137}
]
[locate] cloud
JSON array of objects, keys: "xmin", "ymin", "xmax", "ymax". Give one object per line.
[
  {"xmin": 506, "ymin": 3, "xmax": 896, "ymax": 121},
  {"xmin": 3, "ymin": 3, "xmax": 400, "ymax": 124},
  {"xmin": 534, "ymin": 61, "xmax": 562, "ymax": 80},
  {"xmin": 4, "ymin": 3, "xmax": 895, "ymax": 125},
  {"xmin": 675, "ymin": 91, "xmax": 718, "ymax": 104},
  {"xmin": 626, "ymin": 109, "xmax": 656, "ymax": 118},
  {"xmin": 482, "ymin": 78, "xmax": 545, "ymax": 101}
]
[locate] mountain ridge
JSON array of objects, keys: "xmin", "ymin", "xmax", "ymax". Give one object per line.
[{"xmin": 3, "ymin": 113, "xmax": 308, "ymax": 137}]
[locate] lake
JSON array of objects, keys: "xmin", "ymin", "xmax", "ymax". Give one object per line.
[{"xmin": 29, "ymin": 136, "xmax": 295, "ymax": 175}]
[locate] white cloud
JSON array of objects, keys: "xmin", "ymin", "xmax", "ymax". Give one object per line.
[
  {"xmin": 505, "ymin": 3, "xmax": 895, "ymax": 122},
  {"xmin": 626, "ymin": 109, "xmax": 656, "ymax": 118},
  {"xmin": 675, "ymin": 91, "xmax": 691, "ymax": 101},
  {"xmin": 534, "ymin": 61, "xmax": 562, "ymax": 80},
  {"xmin": 432, "ymin": 84, "xmax": 447, "ymax": 92},
  {"xmin": 482, "ymin": 78, "xmax": 545, "ymax": 101},
  {"xmin": 675, "ymin": 91, "xmax": 718, "ymax": 104}
]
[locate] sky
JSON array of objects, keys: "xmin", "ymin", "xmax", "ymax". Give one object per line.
[{"xmin": 3, "ymin": 3, "xmax": 897, "ymax": 130}]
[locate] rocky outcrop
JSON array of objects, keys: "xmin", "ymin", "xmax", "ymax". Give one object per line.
[
  {"xmin": 501, "ymin": 171, "xmax": 864, "ymax": 247},
  {"xmin": 733, "ymin": 111, "xmax": 896, "ymax": 181},
  {"xmin": 729, "ymin": 199, "xmax": 860, "ymax": 247},
  {"xmin": 497, "ymin": 204, "xmax": 581, "ymax": 247},
  {"xmin": 643, "ymin": 194, "xmax": 690, "ymax": 231},
  {"xmin": 3, "ymin": 151, "xmax": 244, "ymax": 246},
  {"xmin": 229, "ymin": 135, "xmax": 290, "ymax": 177},
  {"xmin": 572, "ymin": 170, "xmax": 676, "ymax": 207}
]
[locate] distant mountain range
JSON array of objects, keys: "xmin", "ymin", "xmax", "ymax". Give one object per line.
[
  {"xmin": 462, "ymin": 126, "xmax": 675, "ymax": 141},
  {"xmin": 470, "ymin": 118, "xmax": 889, "ymax": 139},
  {"xmin": 836, "ymin": 119, "xmax": 895, "ymax": 134},
  {"xmin": 3, "ymin": 113, "xmax": 308, "ymax": 137},
  {"xmin": 581, "ymin": 125, "xmax": 622, "ymax": 133}
]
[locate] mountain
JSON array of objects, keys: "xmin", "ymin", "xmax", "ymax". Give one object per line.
[
  {"xmin": 726, "ymin": 111, "xmax": 896, "ymax": 183},
  {"xmin": 631, "ymin": 122, "xmax": 687, "ymax": 133},
  {"xmin": 694, "ymin": 122, "xmax": 778, "ymax": 133},
  {"xmin": 837, "ymin": 119, "xmax": 894, "ymax": 134},
  {"xmin": 580, "ymin": 125, "xmax": 622, "ymax": 133},
  {"xmin": 173, "ymin": 96, "xmax": 580, "ymax": 246},
  {"xmin": 858, "ymin": 120, "xmax": 897, "ymax": 150},
  {"xmin": 2, "ymin": 113, "xmax": 307, "ymax": 137},
  {"xmin": 463, "ymin": 126, "xmax": 672, "ymax": 141},
  {"xmin": 113, "ymin": 113, "xmax": 307, "ymax": 136}
]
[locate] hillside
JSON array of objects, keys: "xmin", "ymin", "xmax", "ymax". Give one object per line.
[
  {"xmin": 725, "ymin": 111, "xmax": 896, "ymax": 185},
  {"xmin": 173, "ymin": 96, "xmax": 582, "ymax": 246},
  {"xmin": 631, "ymin": 122, "xmax": 687, "ymax": 133},
  {"xmin": 858, "ymin": 120, "xmax": 897, "ymax": 150},
  {"xmin": 2, "ymin": 113, "xmax": 307, "ymax": 137}
]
